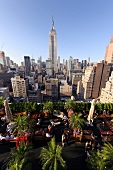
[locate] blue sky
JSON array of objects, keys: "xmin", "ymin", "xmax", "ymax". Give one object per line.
[{"xmin": 0, "ymin": 0, "xmax": 113, "ymax": 65}]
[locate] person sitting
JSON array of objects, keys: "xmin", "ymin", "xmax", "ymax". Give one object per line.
[
  {"xmin": 10, "ymin": 134, "xmax": 14, "ymax": 139},
  {"xmin": 86, "ymin": 150, "xmax": 91, "ymax": 159},
  {"xmin": 85, "ymin": 141, "xmax": 89, "ymax": 151},
  {"xmin": 86, "ymin": 141, "xmax": 92, "ymax": 151},
  {"xmin": 1, "ymin": 115, "xmax": 6, "ymax": 123},
  {"xmin": 5, "ymin": 133, "xmax": 10, "ymax": 139},
  {"xmin": 103, "ymin": 110, "xmax": 106, "ymax": 115},
  {"xmin": 0, "ymin": 133, "xmax": 5, "ymax": 140},
  {"xmin": 97, "ymin": 143, "xmax": 101, "ymax": 150},
  {"xmin": 62, "ymin": 133, "xmax": 66, "ymax": 147},
  {"xmin": 37, "ymin": 118, "xmax": 41, "ymax": 125},
  {"xmin": 46, "ymin": 132, "xmax": 52, "ymax": 138},
  {"xmin": 64, "ymin": 121, "xmax": 69, "ymax": 128},
  {"xmin": 50, "ymin": 119, "xmax": 55, "ymax": 126}
]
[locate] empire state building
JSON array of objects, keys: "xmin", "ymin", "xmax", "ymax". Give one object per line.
[{"xmin": 49, "ymin": 18, "xmax": 57, "ymax": 74}]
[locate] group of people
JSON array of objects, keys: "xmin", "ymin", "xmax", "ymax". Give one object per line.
[{"xmin": 85, "ymin": 137, "xmax": 102, "ymax": 159}]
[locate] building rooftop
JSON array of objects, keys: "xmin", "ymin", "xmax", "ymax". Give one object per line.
[{"xmin": 0, "ymin": 87, "xmax": 8, "ymax": 91}]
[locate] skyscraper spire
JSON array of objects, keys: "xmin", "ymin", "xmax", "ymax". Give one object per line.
[{"xmin": 52, "ymin": 17, "xmax": 54, "ymax": 30}]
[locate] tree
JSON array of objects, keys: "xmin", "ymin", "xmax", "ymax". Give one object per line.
[
  {"xmin": 78, "ymin": 102, "xmax": 85, "ymax": 112},
  {"xmin": 43, "ymin": 101, "xmax": 54, "ymax": 115},
  {"xmin": 85, "ymin": 102, "xmax": 91, "ymax": 112},
  {"xmin": 3, "ymin": 141, "xmax": 33, "ymax": 170},
  {"xmin": 96, "ymin": 103, "xmax": 103, "ymax": 113},
  {"xmin": 40, "ymin": 137, "xmax": 66, "ymax": 170},
  {"xmin": 69, "ymin": 113, "xmax": 85, "ymax": 130},
  {"xmin": 104, "ymin": 103, "xmax": 109, "ymax": 111},
  {"xmin": 31, "ymin": 102, "xmax": 37, "ymax": 113}
]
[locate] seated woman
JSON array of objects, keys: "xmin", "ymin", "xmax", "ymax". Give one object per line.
[
  {"xmin": 5, "ymin": 133, "xmax": 10, "ymax": 139},
  {"xmin": 46, "ymin": 132, "xmax": 52, "ymax": 138},
  {"xmin": 0, "ymin": 133, "xmax": 5, "ymax": 140}
]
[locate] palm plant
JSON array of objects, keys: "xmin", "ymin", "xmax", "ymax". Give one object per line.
[
  {"xmin": 64, "ymin": 100, "xmax": 75, "ymax": 111},
  {"xmin": 12, "ymin": 115, "xmax": 36, "ymax": 136},
  {"xmin": 0, "ymin": 96, "xmax": 4, "ymax": 109},
  {"xmin": 69, "ymin": 113, "xmax": 86, "ymax": 130},
  {"xmin": 40, "ymin": 137, "xmax": 66, "ymax": 170},
  {"xmin": 3, "ymin": 141, "xmax": 33, "ymax": 170},
  {"xmin": 86, "ymin": 143, "xmax": 113, "ymax": 170},
  {"xmin": 101, "ymin": 142, "xmax": 113, "ymax": 170},
  {"xmin": 86, "ymin": 150, "xmax": 104, "ymax": 170},
  {"xmin": 12, "ymin": 115, "xmax": 29, "ymax": 136},
  {"xmin": 43, "ymin": 101, "xmax": 54, "ymax": 117}
]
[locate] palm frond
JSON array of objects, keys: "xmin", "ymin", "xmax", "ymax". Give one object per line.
[{"xmin": 40, "ymin": 137, "xmax": 66, "ymax": 170}]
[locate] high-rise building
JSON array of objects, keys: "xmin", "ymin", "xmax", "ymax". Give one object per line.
[
  {"xmin": 27, "ymin": 89, "xmax": 42, "ymax": 102},
  {"xmin": 49, "ymin": 18, "xmax": 57, "ymax": 74},
  {"xmin": 45, "ymin": 78, "xmax": 59, "ymax": 101},
  {"xmin": 5, "ymin": 57, "xmax": 11, "ymax": 67},
  {"xmin": 0, "ymin": 51, "xmax": 6, "ymax": 66},
  {"xmin": 91, "ymin": 61, "xmax": 112, "ymax": 98},
  {"xmin": 58, "ymin": 56, "xmax": 60, "ymax": 71},
  {"xmin": 87, "ymin": 57, "xmax": 90, "ymax": 66},
  {"xmin": 10, "ymin": 60, "xmax": 14, "ymax": 66},
  {"xmin": 24, "ymin": 56, "xmax": 31, "ymax": 76},
  {"xmin": 100, "ymin": 71, "xmax": 113, "ymax": 103},
  {"xmin": 31, "ymin": 58, "xmax": 35, "ymax": 72},
  {"xmin": 82, "ymin": 66, "xmax": 95, "ymax": 99},
  {"xmin": 46, "ymin": 59, "xmax": 53, "ymax": 76},
  {"xmin": 37, "ymin": 56, "xmax": 42, "ymax": 73},
  {"xmin": 77, "ymin": 66, "xmax": 94, "ymax": 99},
  {"xmin": 11, "ymin": 76, "xmax": 28, "ymax": 98},
  {"xmin": 82, "ymin": 60, "xmax": 87, "ymax": 69},
  {"xmin": 104, "ymin": 35, "xmax": 113, "ymax": 63},
  {"xmin": 68, "ymin": 56, "xmax": 73, "ymax": 71},
  {"xmin": 21, "ymin": 61, "xmax": 25, "ymax": 67}
]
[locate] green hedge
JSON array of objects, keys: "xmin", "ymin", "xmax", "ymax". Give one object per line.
[{"xmin": 9, "ymin": 101, "xmax": 113, "ymax": 114}]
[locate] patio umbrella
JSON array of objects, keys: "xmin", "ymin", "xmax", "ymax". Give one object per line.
[
  {"xmin": 87, "ymin": 99, "xmax": 96, "ymax": 123},
  {"xmin": 4, "ymin": 99, "xmax": 12, "ymax": 122}
]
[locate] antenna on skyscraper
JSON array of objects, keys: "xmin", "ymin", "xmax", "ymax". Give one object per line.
[
  {"xmin": 1, "ymin": 43, "xmax": 4, "ymax": 51},
  {"xmin": 52, "ymin": 17, "xmax": 54, "ymax": 29}
]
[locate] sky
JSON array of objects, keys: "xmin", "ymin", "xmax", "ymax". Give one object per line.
[{"xmin": 0, "ymin": 0, "xmax": 113, "ymax": 65}]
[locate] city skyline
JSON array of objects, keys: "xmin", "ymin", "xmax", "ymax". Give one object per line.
[{"xmin": 0, "ymin": 0, "xmax": 113, "ymax": 65}]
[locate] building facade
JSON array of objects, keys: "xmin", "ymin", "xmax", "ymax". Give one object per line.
[
  {"xmin": 11, "ymin": 76, "xmax": 28, "ymax": 98},
  {"xmin": 91, "ymin": 61, "xmax": 112, "ymax": 98},
  {"xmin": 0, "ymin": 87, "xmax": 9, "ymax": 98},
  {"xmin": 100, "ymin": 71, "xmax": 113, "ymax": 103}
]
